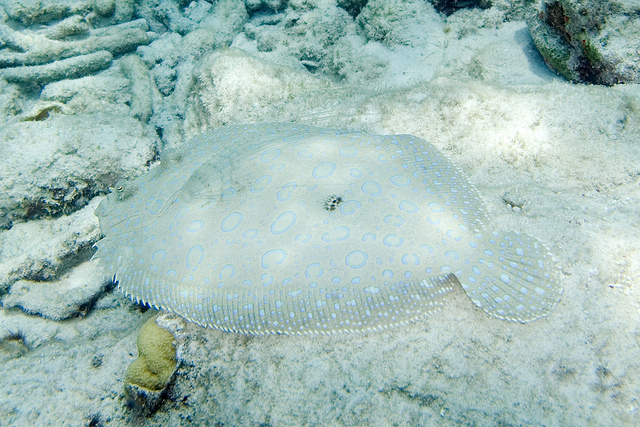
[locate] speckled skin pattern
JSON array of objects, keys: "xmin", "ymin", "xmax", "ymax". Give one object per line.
[{"xmin": 93, "ymin": 123, "xmax": 562, "ymax": 334}]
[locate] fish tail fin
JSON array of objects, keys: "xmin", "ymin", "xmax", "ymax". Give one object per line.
[{"xmin": 458, "ymin": 231, "xmax": 563, "ymax": 323}]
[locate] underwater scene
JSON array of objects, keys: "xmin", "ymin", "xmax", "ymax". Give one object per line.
[{"xmin": 0, "ymin": 0, "xmax": 639, "ymax": 425}]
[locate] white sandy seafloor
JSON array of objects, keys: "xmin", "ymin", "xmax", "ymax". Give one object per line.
[{"xmin": 1, "ymin": 1, "xmax": 639, "ymax": 426}]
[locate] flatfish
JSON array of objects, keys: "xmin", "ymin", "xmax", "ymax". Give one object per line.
[{"xmin": 93, "ymin": 123, "xmax": 563, "ymax": 334}]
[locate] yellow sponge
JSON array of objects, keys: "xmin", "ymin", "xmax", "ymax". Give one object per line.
[{"xmin": 125, "ymin": 315, "xmax": 177, "ymax": 391}]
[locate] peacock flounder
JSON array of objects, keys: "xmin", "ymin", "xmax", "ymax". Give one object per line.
[{"xmin": 93, "ymin": 123, "xmax": 562, "ymax": 335}]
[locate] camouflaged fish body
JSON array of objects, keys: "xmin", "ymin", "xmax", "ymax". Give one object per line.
[{"xmin": 93, "ymin": 123, "xmax": 562, "ymax": 334}]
